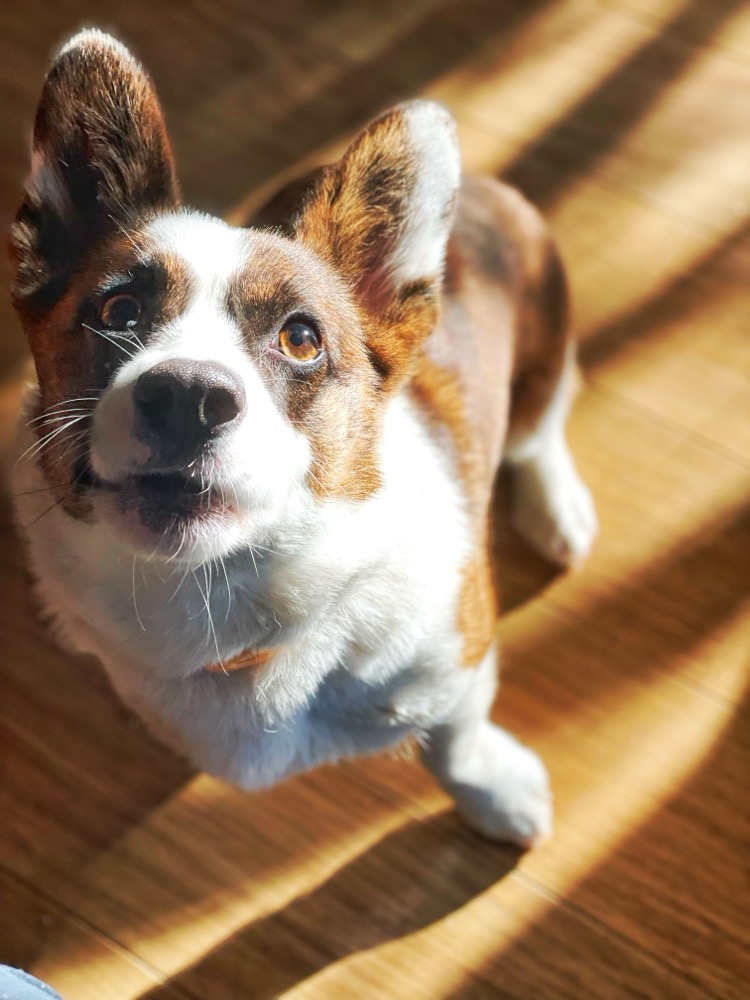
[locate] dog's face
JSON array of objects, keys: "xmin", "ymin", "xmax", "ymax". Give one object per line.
[{"xmin": 11, "ymin": 31, "xmax": 459, "ymax": 565}]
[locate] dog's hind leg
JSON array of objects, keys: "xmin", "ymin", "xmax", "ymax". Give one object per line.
[
  {"xmin": 420, "ymin": 648, "xmax": 552, "ymax": 847},
  {"xmin": 503, "ymin": 237, "xmax": 597, "ymax": 568},
  {"xmin": 505, "ymin": 352, "xmax": 597, "ymax": 567}
]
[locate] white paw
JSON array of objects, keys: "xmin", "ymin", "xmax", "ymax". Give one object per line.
[
  {"xmin": 443, "ymin": 725, "xmax": 552, "ymax": 847},
  {"xmin": 511, "ymin": 452, "xmax": 597, "ymax": 568}
]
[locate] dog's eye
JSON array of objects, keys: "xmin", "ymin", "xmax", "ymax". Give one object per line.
[
  {"xmin": 277, "ymin": 321, "xmax": 321, "ymax": 363},
  {"xmin": 100, "ymin": 294, "xmax": 141, "ymax": 331}
]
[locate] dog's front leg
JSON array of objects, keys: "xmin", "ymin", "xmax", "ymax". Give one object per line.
[{"xmin": 418, "ymin": 649, "xmax": 552, "ymax": 847}]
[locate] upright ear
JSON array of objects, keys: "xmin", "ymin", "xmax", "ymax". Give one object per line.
[
  {"xmin": 11, "ymin": 30, "xmax": 179, "ymax": 313},
  {"xmin": 294, "ymin": 101, "xmax": 460, "ymax": 383}
]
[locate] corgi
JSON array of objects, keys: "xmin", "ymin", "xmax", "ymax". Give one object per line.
[{"xmin": 10, "ymin": 30, "xmax": 597, "ymax": 847}]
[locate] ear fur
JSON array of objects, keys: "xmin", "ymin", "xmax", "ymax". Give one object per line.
[
  {"xmin": 11, "ymin": 30, "xmax": 179, "ymax": 312},
  {"xmin": 294, "ymin": 101, "xmax": 460, "ymax": 383}
]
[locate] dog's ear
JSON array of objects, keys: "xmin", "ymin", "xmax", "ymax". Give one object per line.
[
  {"xmin": 11, "ymin": 30, "xmax": 179, "ymax": 313},
  {"xmin": 294, "ymin": 102, "xmax": 460, "ymax": 383}
]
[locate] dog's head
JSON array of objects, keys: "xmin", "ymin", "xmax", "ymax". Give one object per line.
[{"xmin": 11, "ymin": 30, "xmax": 460, "ymax": 564}]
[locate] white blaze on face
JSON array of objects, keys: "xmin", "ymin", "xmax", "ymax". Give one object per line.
[{"xmin": 88, "ymin": 211, "xmax": 313, "ymax": 558}]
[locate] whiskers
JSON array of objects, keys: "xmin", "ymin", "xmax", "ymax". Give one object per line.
[
  {"xmin": 81, "ymin": 322, "xmax": 145, "ymax": 358},
  {"xmin": 217, "ymin": 552, "xmax": 232, "ymax": 620},
  {"xmin": 163, "ymin": 532, "xmax": 277, "ymax": 672},
  {"xmin": 20, "ymin": 464, "xmax": 89, "ymax": 530},
  {"xmin": 132, "ymin": 555, "xmax": 147, "ymax": 632},
  {"xmin": 26, "ymin": 396, "xmax": 97, "ymax": 426},
  {"xmin": 16, "ymin": 397, "xmax": 96, "ymax": 521},
  {"xmin": 18, "ymin": 393, "xmax": 98, "ymax": 471},
  {"xmin": 192, "ymin": 562, "xmax": 224, "ymax": 671}
]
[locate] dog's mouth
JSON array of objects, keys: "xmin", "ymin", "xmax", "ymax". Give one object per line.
[{"xmin": 76, "ymin": 458, "xmax": 233, "ymax": 532}]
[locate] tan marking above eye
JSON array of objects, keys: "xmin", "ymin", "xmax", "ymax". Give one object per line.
[
  {"xmin": 277, "ymin": 321, "xmax": 321, "ymax": 362},
  {"xmin": 100, "ymin": 293, "xmax": 141, "ymax": 330}
]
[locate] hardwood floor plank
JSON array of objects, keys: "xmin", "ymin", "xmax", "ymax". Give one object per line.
[
  {"xmin": 6, "ymin": 758, "xmax": 422, "ymax": 988},
  {"xmin": 544, "ymin": 168, "xmax": 739, "ymax": 339},
  {"xmin": 242, "ymin": 0, "xmax": 444, "ymax": 63},
  {"xmin": 499, "ymin": 1, "xmax": 750, "ymax": 217},
  {"xmin": 498, "ymin": 615, "xmax": 749, "ymax": 999},
  {"xmin": 130, "ymin": 823, "xmax": 716, "ymax": 1000},
  {"xmin": 0, "ymin": 869, "xmax": 184, "ymax": 1000},
  {"xmin": 604, "ymin": 0, "xmax": 750, "ymax": 60},
  {"xmin": 497, "ymin": 386, "xmax": 750, "ymax": 703},
  {"xmin": 419, "ymin": 0, "xmax": 750, "ymax": 240},
  {"xmin": 426, "ymin": 0, "xmax": 665, "ymax": 168},
  {"xmin": 582, "ymin": 239, "xmax": 750, "ymax": 467}
]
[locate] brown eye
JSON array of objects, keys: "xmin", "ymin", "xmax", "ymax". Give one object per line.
[
  {"xmin": 100, "ymin": 294, "xmax": 141, "ymax": 331},
  {"xmin": 277, "ymin": 321, "xmax": 321, "ymax": 363}
]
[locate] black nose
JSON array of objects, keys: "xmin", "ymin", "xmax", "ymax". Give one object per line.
[{"xmin": 133, "ymin": 360, "xmax": 245, "ymax": 449}]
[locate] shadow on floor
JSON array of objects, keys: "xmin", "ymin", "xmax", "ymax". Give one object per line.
[
  {"xmin": 501, "ymin": 0, "xmax": 745, "ymax": 210},
  {"xmin": 444, "ymin": 680, "xmax": 750, "ymax": 1000},
  {"xmin": 137, "ymin": 813, "xmax": 523, "ymax": 999}
]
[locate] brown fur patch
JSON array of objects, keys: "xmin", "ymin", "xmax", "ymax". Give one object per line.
[
  {"xmin": 293, "ymin": 111, "xmax": 413, "ymax": 306},
  {"xmin": 247, "ymin": 168, "xmax": 322, "ymax": 237},
  {"xmin": 10, "ymin": 31, "xmax": 179, "ymax": 316},
  {"xmin": 292, "ymin": 110, "xmax": 442, "ymax": 392},
  {"xmin": 20, "ymin": 232, "xmax": 194, "ymax": 519},
  {"xmin": 411, "ymin": 175, "xmax": 574, "ymax": 666},
  {"xmin": 456, "ymin": 552, "xmax": 498, "ymax": 667},
  {"xmin": 227, "ymin": 233, "xmax": 383, "ymax": 501},
  {"xmin": 9, "ymin": 33, "xmax": 184, "ymax": 520},
  {"xmin": 411, "ymin": 352, "xmax": 498, "ymax": 667},
  {"xmin": 506, "ymin": 238, "xmax": 570, "ymax": 443}
]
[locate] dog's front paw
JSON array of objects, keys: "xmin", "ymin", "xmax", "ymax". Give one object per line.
[
  {"xmin": 445, "ymin": 724, "xmax": 552, "ymax": 847},
  {"xmin": 511, "ymin": 454, "xmax": 597, "ymax": 568}
]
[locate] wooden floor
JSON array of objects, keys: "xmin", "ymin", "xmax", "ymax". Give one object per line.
[{"xmin": 1, "ymin": 1, "xmax": 749, "ymax": 997}]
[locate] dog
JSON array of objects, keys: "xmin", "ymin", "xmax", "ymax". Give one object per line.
[{"xmin": 10, "ymin": 30, "xmax": 597, "ymax": 847}]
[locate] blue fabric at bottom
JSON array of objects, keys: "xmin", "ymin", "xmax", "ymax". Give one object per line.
[{"xmin": 0, "ymin": 967, "xmax": 63, "ymax": 1000}]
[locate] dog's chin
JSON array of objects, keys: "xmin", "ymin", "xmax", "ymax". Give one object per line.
[{"xmin": 90, "ymin": 472, "xmax": 241, "ymax": 564}]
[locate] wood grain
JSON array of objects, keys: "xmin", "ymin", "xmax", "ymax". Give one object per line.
[{"xmin": 0, "ymin": 1, "xmax": 748, "ymax": 998}]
